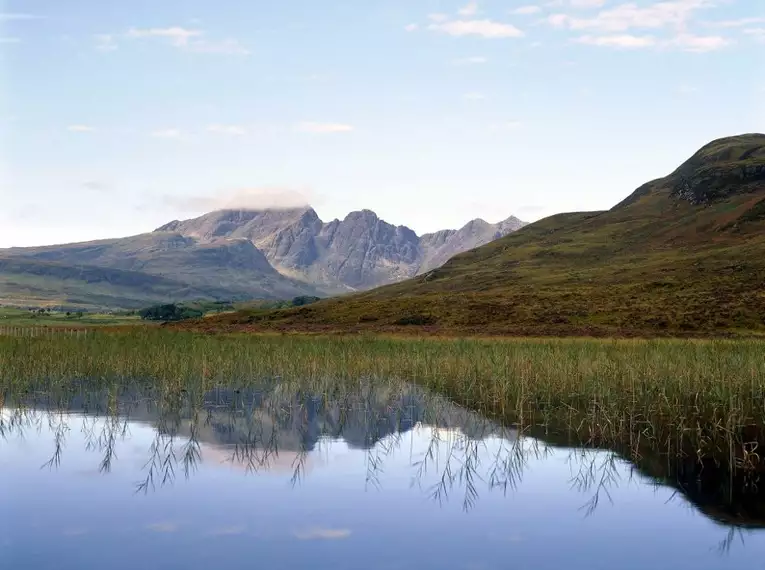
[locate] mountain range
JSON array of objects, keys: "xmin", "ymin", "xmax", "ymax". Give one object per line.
[
  {"xmin": 190, "ymin": 133, "xmax": 765, "ymax": 336},
  {"xmin": 0, "ymin": 208, "xmax": 526, "ymax": 309}
]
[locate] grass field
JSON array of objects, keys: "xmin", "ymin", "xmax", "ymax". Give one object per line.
[{"xmin": 0, "ymin": 306, "xmax": 145, "ymax": 328}]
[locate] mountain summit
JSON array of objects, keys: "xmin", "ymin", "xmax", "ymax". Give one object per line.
[{"xmin": 154, "ymin": 207, "xmax": 527, "ymax": 292}]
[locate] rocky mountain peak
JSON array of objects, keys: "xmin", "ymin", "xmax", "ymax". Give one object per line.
[{"xmin": 151, "ymin": 206, "xmax": 526, "ymax": 293}]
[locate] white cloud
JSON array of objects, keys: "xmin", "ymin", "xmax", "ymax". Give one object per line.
[
  {"xmin": 404, "ymin": 23, "xmax": 419, "ymax": 32},
  {"xmin": 428, "ymin": 13, "xmax": 450, "ymax": 23},
  {"xmin": 293, "ymin": 528, "xmax": 351, "ymax": 540},
  {"xmin": 453, "ymin": 56, "xmax": 488, "ymax": 64},
  {"xmin": 146, "ymin": 523, "xmax": 178, "ymax": 533},
  {"xmin": 120, "ymin": 26, "xmax": 250, "ymax": 55},
  {"xmin": 669, "ymin": 32, "xmax": 729, "ymax": 51},
  {"xmin": 511, "ymin": 6, "xmax": 543, "ymax": 15},
  {"xmin": 575, "ymin": 33, "xmax": 656, "ymax": 47},
  {"xmin": 547, "ymin": 0, "xmax": 716, "ymax": 32},
  {"xmin": 428, "ymin": 19, "xmax": 524, "ymax": 38},
  {"xmin": 463, "ymin": 91, "xmax": 486, "ymax": 100},
  {"xmin": 185, "ymin": 39, "xmax": 250, "ymax": 55},
  {"xmin": 67, "ymin": 125, "xmax": 96, "ymax": 133},
  {"xmin": 296, "ymin": 122, "xmax": 354, "ymax": 134},
  {"xmin": 570, "ymin": 0, "xmax": 607, "ymax": 7},
  {"xmin": 458, "ymin": 1, "xmax": 479, "ymax": 16},
  {"xmin": 744, "ymin": 28, "xmax": 765, "ymax": 42},
  {"xmin": 162, "ymin": 187, "xmax": 315, "ymax": 212},
  {"xmin": 207, "ymin": 124, "xmax": 247, "ymax": 136},
  {"xmin": 126, "ymin": 26, "xmax": 202, "ymax": 46},
  {"xmin": 0, "ymin": 13, "xmax": 39, "ymax": 21},
  {"xmin": 82, "ymin": 181, "xmax": 111, "ymax": 192},
  {"xmin": 490, "ymin": 121, "xmax": 523, "ymax": 130},
  {"xmin": 207, "ymin": 526, "xmax": 247, "ymax": 536},
  {"xmin": 709, "ymin": 17, "xmax": 765, "ymax": 28},
  {"xmin": 574, "ymin": 30, "xmax": 728, "ymax": 51},
  {"xmin": 94, "ymin": 34, "xmax": 117, "ymax": 52},
  {"xmin": 151, "ymin": 128, "xmax": 184, "ymax": 139}
]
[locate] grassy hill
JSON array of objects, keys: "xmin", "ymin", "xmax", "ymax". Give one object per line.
[
  {"xmin": 0, "ymin": 233, "xmax": 322, "ymax": 310},
  {"xmin": 179, "ymin": 133, "xmax": 765, "ymax": 337}
]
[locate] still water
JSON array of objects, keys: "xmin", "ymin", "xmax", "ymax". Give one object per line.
[{"xmin": 2, "ymin": 380, "xmax": 764, "ymax": 570}]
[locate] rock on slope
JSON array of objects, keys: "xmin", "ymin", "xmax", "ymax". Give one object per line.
[{"xmin": 158, "ymin": 208, "xmax": 527, "ymax": 292}]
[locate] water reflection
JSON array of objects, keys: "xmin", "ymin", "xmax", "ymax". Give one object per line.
[
  {"xmin": 3, "ymin": 380, "xmax": 763, "ymax": 526},
  {"xmin": 3, "ymin": 379, "xmax": 765, "ymax": 568}
]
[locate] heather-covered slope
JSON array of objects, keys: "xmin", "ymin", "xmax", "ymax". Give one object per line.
[{"xmin": 187, "ymin": 134, "xmax": 765, "ymax": 336}]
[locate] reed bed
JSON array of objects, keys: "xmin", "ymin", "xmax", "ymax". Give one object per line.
[{"xmin": 3, "ymin": 329, "xmax": 765, "ymax": 465}]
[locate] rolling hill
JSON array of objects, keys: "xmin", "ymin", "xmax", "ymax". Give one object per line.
[{"xmin": 186, "ymin": 133, "xmax": 765, "ymax": 337}]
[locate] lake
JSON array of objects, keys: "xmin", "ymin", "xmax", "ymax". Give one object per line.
[{"xmin": 2, "ymin": 378, "xmax": 764, "ymax": 570}]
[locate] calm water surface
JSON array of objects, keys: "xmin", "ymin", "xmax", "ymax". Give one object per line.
[{"xmin": 2, "ymin": 381, "xmax": 764, "ymax": 570}]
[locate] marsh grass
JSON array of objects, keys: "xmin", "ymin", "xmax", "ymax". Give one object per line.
[{"xmin": 3, "ymin": 329, "xmax": 765, "ymax": 474}]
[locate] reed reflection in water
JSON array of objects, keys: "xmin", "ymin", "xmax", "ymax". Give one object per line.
[{"xmin": 3, "ymin": 377, "xmax": 765, "ymax": 570}]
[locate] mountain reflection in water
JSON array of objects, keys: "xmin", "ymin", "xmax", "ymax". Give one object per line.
[{"xmin": 3, "ymin": 378, "xmax": 765, "ymax": 569}]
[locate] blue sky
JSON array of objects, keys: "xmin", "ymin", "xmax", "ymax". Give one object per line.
[{"xmin": 1, "ymin": 0, "xmax": 763, "ymax": 247}]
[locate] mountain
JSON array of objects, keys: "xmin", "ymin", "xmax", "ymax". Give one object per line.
[
  {"xmin": 157, "ymin": 208, "xmax": 526, "ymax": 292},
  {"xmin": 0, "ymin": 208, "xmax": 525, "ymax": 309},
  {"xmin": 188, "ymin": 133, "xmax": 765, "ymax": 336}
]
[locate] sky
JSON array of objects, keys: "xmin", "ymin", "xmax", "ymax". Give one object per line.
[{"xmin": 0, "ymin": 0, "xmax": 763, "ymax": 248}]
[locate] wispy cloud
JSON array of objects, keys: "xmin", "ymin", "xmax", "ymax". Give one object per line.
[
  {"xmin": 428, "ymin": 13, "xmax": 450, "ymax": 23},
  {"xmin": 458, "ymin": 1, "xmax": 480, "ymax": 17},
  {"xmin": 511, "ymin": 6, "xmax": 543, "ymax": 15},
  {"xmin": 207, "ymin": 526, "xmax": 247, "ymax": 536},
  {"xmin": 62, "ymin": 528, "xmax": 88, "ymax": 537},
  {"xmin": 575, "ymin": 33, "xmax": 656, "ymax": 47},
  {"xmin": 184, "ymin": 38, "xmax": 251, "ymax": 55},
  {"xmin": 82, "ymin": 181, "xmax": 111, "ymax": 192},
  {"xmin": 67, "ymin": 125, "xmax": 96, "ymax": 133},
  {"xmin": 296, "ymin": 122, "xmax": 354, "ymax": 134},
  {"xmin": 490, "ymin": 121, "xmax": 523, "ymax": 130},
  {"xmin": 126, "ymin": 26, "xmax": 202, "ymax": 46},
  {"xmin": 293, "ymin": 528, "xmax": 351, "ymax": 540},
  {"xmin": 675, "ymin": 84, "xmax": 699, "ymax": 94},
  {"xmin": 94, "ymin": 34, "xmax": 117, "ymax": 52},
  {"xmin": 207, "ymin": 124, "xmax": 247, "ymax": 136},
  {"xmin": 404, "ymin": 23, "xmax": 419, "ymax": 32},
  {"xmin": 707, "ymin": 17, "xmax": 765, "ymax": 28},
  {"xmin": 463, "ymin": 91, "xmax": 486, "ymax": 100},
  {"xmin": 146, "ymin": 522, "xmax": 178, "ymax": 533},
  {"xmin": 102, "ymin": 26, "xmax": 250, "ymax": 55},
  {"xmin": 151, "ymin": 128, "xmax": 184, "ymax": 139},
  {"xmin": 0, "ymin": 13, "xmax": 40, "ymax": 21},
  {"xmin": 574, "ymin": 31, "xmax": 728, "ymax": 51},
  {"xmin": 0, "ymin": 37, "xmax": 20, "ymax": 44},
  {"xmin": 453, "ymin": 56, "xmax": 488, "ymax": 64},
  {"xmin": 547, "ymin": 0, "xmax": 716, "ymax": 32},
  {"xmin": 548, "ymin": 0, "xmax": 732, "ymax": 51},
  {"xmin": 669, "ymin": 32, "xmax": 729, "ymax": 52},
  {"xmin": 744, "ymin": 28, "xmax": 765, "ymax": 42},
  {"xmin": 428, "ymin": 19, "xmax": 524, "ymax": 38},
  {"xmin": 161, "ymin": 187, "xmax": 315, "ymax": 212},
  {"xmin": 569, "ymin": 0, "xmax": 607, "ymax": 8}
]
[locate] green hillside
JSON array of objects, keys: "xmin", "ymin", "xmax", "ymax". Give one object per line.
[
  {"xmin": 0, "ymin": 233, "xmax": 321, "ymax": 310},
  {"xmin": 185, "ymin": 133, "xmax": 765, "ymax": 336}
]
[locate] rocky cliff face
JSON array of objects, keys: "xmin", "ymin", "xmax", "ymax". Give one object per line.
[{"xmin": 158, "ymin": 207, "xmax": 527, "ymax": 291}]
